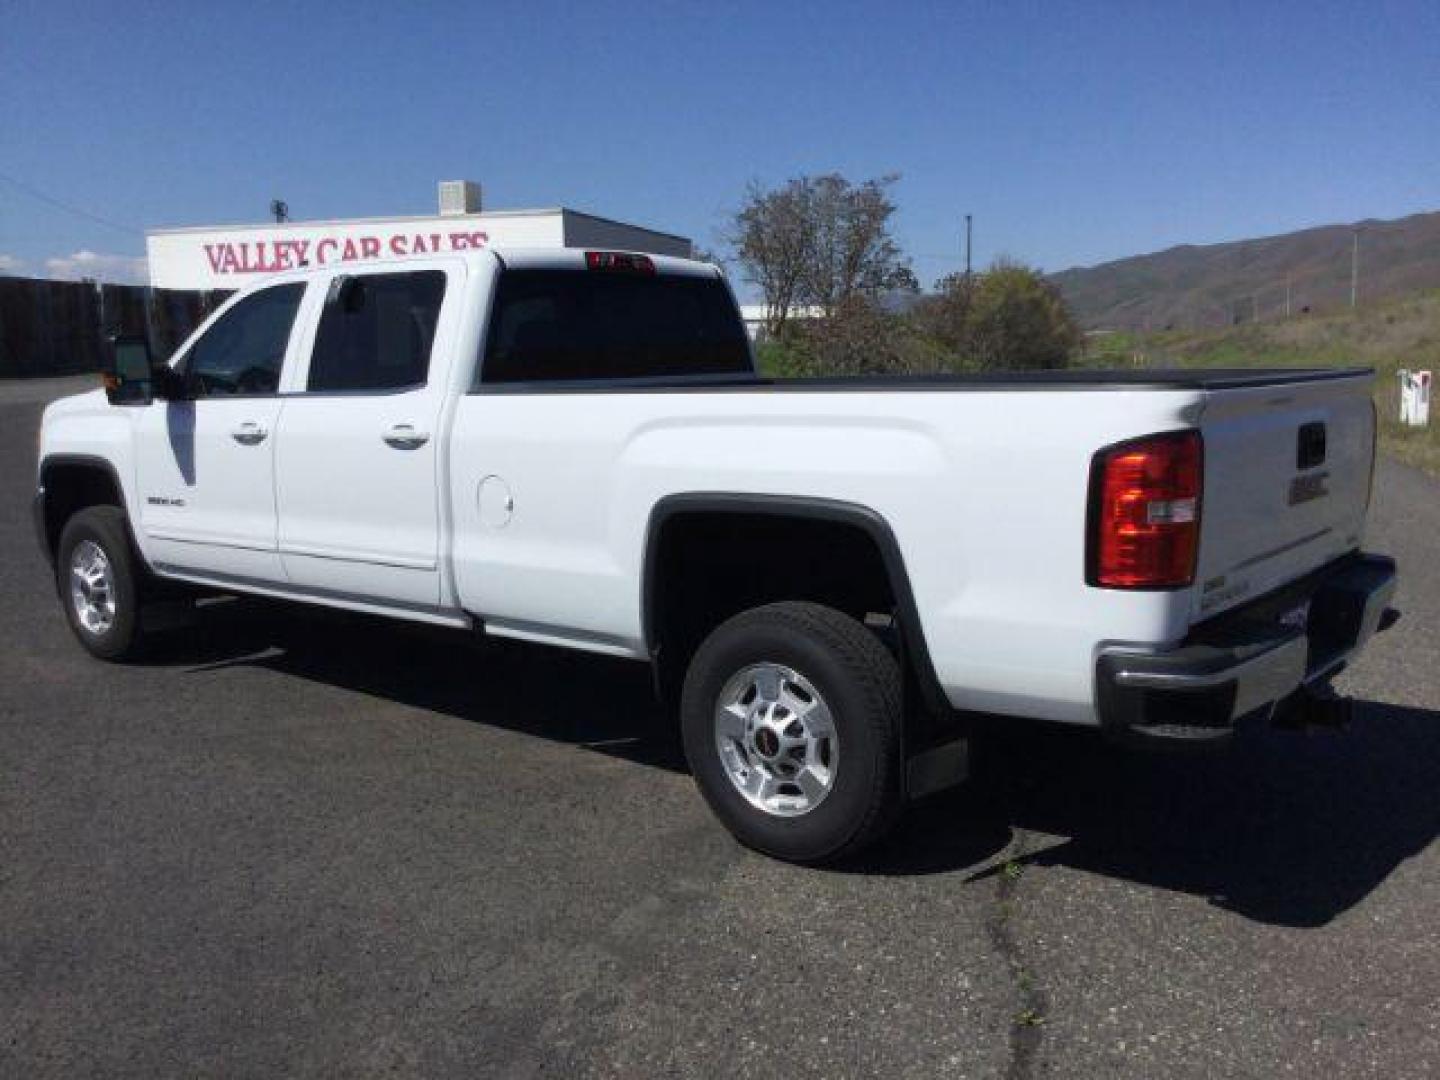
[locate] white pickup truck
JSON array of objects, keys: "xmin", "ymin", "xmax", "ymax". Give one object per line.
[{"xmin": 35, "ymin": 248, "xmax": 1397, "ymax": 862}]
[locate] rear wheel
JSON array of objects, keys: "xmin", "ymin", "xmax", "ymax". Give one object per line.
[
  {"xmin": 681, "ymin": 601, "xmax": 903, "ymax": 864},
  {"xmin": 56, "ymin": 506, "xmax": 146, "ymax": 661}
]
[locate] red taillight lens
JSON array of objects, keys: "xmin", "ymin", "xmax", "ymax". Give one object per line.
[
  {"xmin": 584, "ymin": 250, "xmax": 655, "ymax": 274},
  {"xmin": 1089, "ymin": 430, "xmax": 1203, "ymax": 589}
]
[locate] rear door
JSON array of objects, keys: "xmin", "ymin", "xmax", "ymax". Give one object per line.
[
  {"xmin": 1192, "ymin": 372, "xmax": 1376, "ymax": 620},
  {"xmin": 133, "ymin": 282, "xmax": 307, "ymax": 581},
  {"xmin": 272, "ymin": 264, "xmax": 458, "ymax": 608}
]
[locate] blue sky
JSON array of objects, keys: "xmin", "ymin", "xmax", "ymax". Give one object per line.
[{"xmin": 2, "ymin": 0, "xmax": 1437, "ymax": 292}]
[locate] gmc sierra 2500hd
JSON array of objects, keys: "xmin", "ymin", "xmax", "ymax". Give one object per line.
[{"xmin": 35, "ymin": 248, "xmax": 1397, "ymax": 862}]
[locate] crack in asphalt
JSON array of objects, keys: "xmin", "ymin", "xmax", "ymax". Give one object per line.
[{"xmin": 986, "ymin": 830, "xmax": 1049, "ymax": 1080}]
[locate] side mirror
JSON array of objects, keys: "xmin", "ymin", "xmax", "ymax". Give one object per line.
[{"xmin": 104, "ymin": 334, "xmax": 155, "ymax": 406}]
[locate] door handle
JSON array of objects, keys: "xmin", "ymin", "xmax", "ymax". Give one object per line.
[
  {"xmin": 231, "ymin": 421, "xmax": 268, "ymax": 445},
  {"xmin": 382, "ymin": 423, "xmax": 430, "ymax": 449}
]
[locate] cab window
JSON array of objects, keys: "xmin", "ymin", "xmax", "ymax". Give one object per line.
[
  {"xmin": 181, "ymin": 283, "xmax": 305, "ymax": 396},
  {"xmin": 480, "ymin": 269, "xmax": 750, "ymax": 384},
  {"xmin": 306, "ymin": 271, "xmax": 447, "ymax": 393}
]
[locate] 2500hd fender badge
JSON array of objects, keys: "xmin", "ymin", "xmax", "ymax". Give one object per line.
[
  {"xmin": 1289, "ymin": 471, "xmax": 1329, "ymax": 506},
  {"xmin": 146, "ymin": 496, "xmax": 186, "ymax": 507}
]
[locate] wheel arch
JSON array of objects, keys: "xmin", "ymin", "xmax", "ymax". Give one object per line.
[
  {"xmin": 640, "ymin": 492, "xmax": 948, "ymax": 715},
  {"xmin": 37, "ymin": 454, "xmax": 147, "ymax": 569}
]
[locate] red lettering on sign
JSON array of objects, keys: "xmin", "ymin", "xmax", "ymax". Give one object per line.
[{"xmin": 199, "ymin": 226, "xmax": 501, "ymax": 282}]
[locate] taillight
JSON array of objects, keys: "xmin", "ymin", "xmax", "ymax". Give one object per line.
[
  {"xmin": 1088, "ymin": 430, "xmax": 1203, "ymax": 589},
  {"xmin": 585, "ymin": 250, "xmax": 655, "ymax": 274}
]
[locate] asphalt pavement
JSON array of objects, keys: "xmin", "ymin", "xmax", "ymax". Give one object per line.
[{"xmin": 2, "ymin": 377, "xmax": 1436, "ymax": 1078}]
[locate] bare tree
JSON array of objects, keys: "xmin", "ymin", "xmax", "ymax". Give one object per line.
[
  {"xmin": 731, "ymin": 179, "xmax": 815, "ymax": 338},
  {"xmin": 730, "ymin": 174, "xmax": 915, "ymax": 338},
  {"xmin": 801, "ymin": 174, "xmax": 916, "ymax": 315}
]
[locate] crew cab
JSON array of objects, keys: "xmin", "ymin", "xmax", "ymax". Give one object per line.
[{"xmin": 34, "ymin": 248, "xmax": 1397, "ymax": 862}]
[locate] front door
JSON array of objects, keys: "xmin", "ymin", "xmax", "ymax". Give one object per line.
[
  {"xmin": 273, "ymin": 266, "xmax": 456, "ymax": 608},
  {"xmin": 133, "ymin": 282, "xmax": 307, "ymax": 581}
]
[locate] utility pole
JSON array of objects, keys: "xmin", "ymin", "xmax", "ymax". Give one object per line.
[
  {"xmin": 1350, "ymin": 228, "xmax": 1359, "ymax": 308},
  {"xmin": 964, "ymin": 214, "xmax": 972, "ymax": 281},
  {"xmin": 1285, "ymin": 276, "xmax": 1291, "ymax": 317},
  {"xmin": 1252, "ymin": 294, "xmax": 1259, "ymax": 323}
]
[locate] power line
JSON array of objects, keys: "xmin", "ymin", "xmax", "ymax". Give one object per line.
[{"xmin": 0, "ymin": 169, "xmax": 143, "ymax": 238}]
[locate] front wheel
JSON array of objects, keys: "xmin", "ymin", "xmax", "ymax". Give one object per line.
[
  {"xmin": 56, "ymin": 506, "xmax": 146, "ymax": 661},
  {"xmin": 680, "ymin": 601, "xmax": 903, "ymax": 864}
]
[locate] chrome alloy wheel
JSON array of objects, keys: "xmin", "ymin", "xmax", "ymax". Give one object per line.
[
  {"xmin": 69, "ymin": 540, "xmax": 117, "ymax": 636},
  {"xmin": 714, "ymin": 663, "xmax": 838, "ymax": 817}
]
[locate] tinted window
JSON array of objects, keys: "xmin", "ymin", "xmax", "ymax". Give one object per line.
[
  {"xmin": 183, "ymin": 283, "xmax": 304, "ymax": 396},
  {"xmin": 307, "ymin": 271, "xmax": 446, "ymax": 392},
  {"xmin": 481, "ymin": 269, "xmax": 751, "ymax": 384}
]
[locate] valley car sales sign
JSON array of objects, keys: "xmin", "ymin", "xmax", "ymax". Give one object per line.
[{"xmin": 145, "ymin": 212, "xmax": 562, "ymax": 290}]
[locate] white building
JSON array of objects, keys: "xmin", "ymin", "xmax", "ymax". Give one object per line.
[
  {"xmin": 145, "ymin": 181, "xmax": 692, "ymax": 291},
  {"xmin": 737, "ymin": 304, "xmax": 825, "ymax": 342}
]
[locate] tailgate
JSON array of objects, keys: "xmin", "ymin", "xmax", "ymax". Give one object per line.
[{"xmin": 1192, "ymin": 372, "xmax": 1375, "ymax": 622}]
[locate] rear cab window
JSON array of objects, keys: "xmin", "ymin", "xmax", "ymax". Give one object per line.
[{"xmin": 479, "ymin": 267, "xmax": 751, "ymax": 385}]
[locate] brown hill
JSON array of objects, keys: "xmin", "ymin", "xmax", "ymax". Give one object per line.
[{"xmin": 1050, "ymin": 210, "xmax": 1440, "ymax": 331}]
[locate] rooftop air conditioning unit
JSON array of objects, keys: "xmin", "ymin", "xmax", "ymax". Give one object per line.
[{"xmin": 438, "ymin": 180, "xmax": 483, "ymax": 217}]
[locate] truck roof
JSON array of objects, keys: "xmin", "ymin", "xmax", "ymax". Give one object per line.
[
  {"xmin": 488, "ymin": 248, "xmax": 720, "ymax": 277},
  {"xmin": 238, "ymin": 247, "xmax": 721, "ymax": 283}
]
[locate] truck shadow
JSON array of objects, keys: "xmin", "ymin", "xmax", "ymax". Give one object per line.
[
  {"xmin": 156, "ymin": 598, "xmax": 1438, "ymax": 929},
  {"xmin": 872, "ymin": 705, "xmax": 1440, "ymax": 927},
  {"xmin": 156, "ymin": 597, "xmax": 686, "ymax": 770}
]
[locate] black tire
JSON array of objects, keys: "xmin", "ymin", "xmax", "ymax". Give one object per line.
[
  {"xmin": 680, "ymin": 601, "xmax": 903, "ymax": 864},
  {"xmin": 55, "ymin": 505, "xmax": 146, "ymax": 661}
]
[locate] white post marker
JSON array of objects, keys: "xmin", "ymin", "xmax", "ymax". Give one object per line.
[{"xmin": 1399, "ymin": 369, "xmax": 1432, "ymax": 427}]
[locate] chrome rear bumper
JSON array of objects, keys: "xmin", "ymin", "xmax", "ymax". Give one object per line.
[{"xmin": 1096, "ymin": 554, "xmax": 1397, "ymax": 743}]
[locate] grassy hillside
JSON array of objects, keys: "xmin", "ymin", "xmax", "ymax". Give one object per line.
[
  {"xmin": 1051, "ymin": 210, "xmax": 1440, "ymax": 332},
  {"xmin": 1084, "ymin": 289, "xmax": 1440, "ymax": 474}
]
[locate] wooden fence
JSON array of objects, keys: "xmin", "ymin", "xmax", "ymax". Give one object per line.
[{"xmin": 0, "ymin": 276, "xmax": 230, "ymax": 378}]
